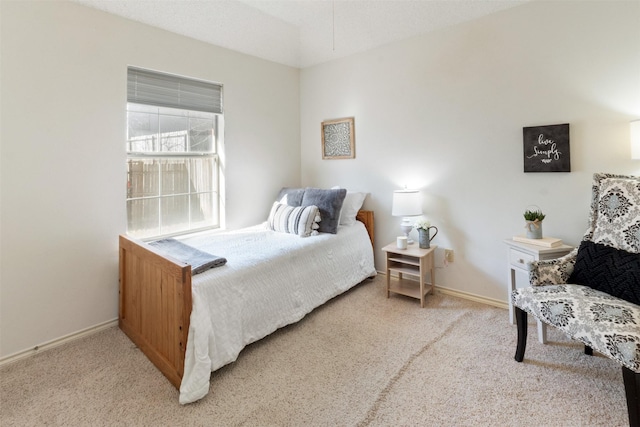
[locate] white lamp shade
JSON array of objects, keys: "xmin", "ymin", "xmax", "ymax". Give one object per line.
[
  {"xmin": 632, "ymin": 120, "xmax": 640, "ymax": 160},
  {"xmin": 392, "ymin": 189, "xmax": 422, "ymax": 217}
]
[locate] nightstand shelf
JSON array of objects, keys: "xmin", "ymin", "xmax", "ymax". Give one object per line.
[
  {"xmin": 388, "ymin": 256, "xmax": 421, "ymax": 267},
  {"xmin": 388, "ymin": 264, "xmax": 421, "ymax": 275},
  {"xmin": 382, "ymin": 243, "xmax": 437, "ymax": 308},
  {"xmin": 388, "ymin": 276, "xmax": 432, "ymax": 300}
]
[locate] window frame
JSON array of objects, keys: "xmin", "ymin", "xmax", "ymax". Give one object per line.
[{"xmin": 125, "ymin": 67, "xmax": 223, "ymax": 240}]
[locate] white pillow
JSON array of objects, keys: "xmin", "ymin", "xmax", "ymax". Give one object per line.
[
  {"xmin": 267, "ymin": 202, "xmax": 321, "ymax": 237},
  {"xmin": 332, "ymin": 186, "xmax": 367, "ymax": 226}
]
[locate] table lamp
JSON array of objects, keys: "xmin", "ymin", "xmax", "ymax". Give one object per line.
[{"xmin": 392, "ymin": 189, "xmax": 422, "ymax": 244}]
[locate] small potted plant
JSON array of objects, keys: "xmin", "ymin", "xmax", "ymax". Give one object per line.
[
  {"xmin": 523, "ymin": 208, "xmax": 545, "ymax": 239},
  {"xmin": 414, "ymin": 219, "xmax": 438, "ymax": 249}
]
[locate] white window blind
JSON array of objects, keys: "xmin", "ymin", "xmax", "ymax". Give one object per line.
[{"xmin": 127, "ymin": 67, "xmax": 223, "ymax": 114}]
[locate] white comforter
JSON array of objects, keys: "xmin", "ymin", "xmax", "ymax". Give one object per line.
[{"xmin": 176, "ymin": 222, "xmax": 376, "ymax": 404}]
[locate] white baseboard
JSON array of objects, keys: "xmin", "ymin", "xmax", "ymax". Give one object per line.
[
  {"xmin": 433, "ymin": 286, "xmax": 508, "ymax": 310},
  {"xmin": 2, "ymin": 275, "xmax": 507, "ymax": 367},
  {"xmin": 0, "ymin": 318, "xmax": 119, "ymax": 367}
]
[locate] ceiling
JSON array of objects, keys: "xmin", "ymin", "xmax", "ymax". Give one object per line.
[{"xmin": 75, "ymin": 0, "xmax": 528, "ymax": 68}]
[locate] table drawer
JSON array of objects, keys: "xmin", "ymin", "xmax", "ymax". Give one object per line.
[{"xmin": 509, "ymin": 248, "xmax": 535, "ymax": 270}]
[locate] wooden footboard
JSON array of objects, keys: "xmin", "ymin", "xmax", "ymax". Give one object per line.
[
  {"xmin": 118, "ymin": 234, "xmax": 192, "ymax": 389},
  {"xmin": 118, "ymin": 210, "xmax": 374, "ymax": 390}
]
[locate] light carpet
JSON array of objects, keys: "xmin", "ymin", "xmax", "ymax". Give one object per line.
[{"xmin": 0, "ymin": 275, "xmax": 628, "ymax": 426}]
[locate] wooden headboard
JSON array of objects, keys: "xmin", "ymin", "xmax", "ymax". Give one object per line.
[{"xmin": 356, "ymin": 210, "xmax": 374, "ymax": 246}]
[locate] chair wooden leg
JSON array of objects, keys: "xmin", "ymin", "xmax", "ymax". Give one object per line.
[
  {"xmin": 514, "ymin": 306, "xmax": 528, "ymax": 362},
  {"xmin": 623, "ymin": 366, "xmax": 640, "ymax": 427},
  {"xmin": 584, "ymin": 345, "xmax": 593, "ymax": 356}
]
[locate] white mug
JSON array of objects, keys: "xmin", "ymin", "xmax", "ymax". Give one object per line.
[{"xmin": 397, "ymin": 236, "xmax": 408, "ymax": 250}]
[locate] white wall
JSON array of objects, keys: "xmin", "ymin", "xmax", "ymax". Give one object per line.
[
  {"xmin": 0, "ymin": 1, "xmax": 300, "ymax": 358},
  {"xmin": 300, "ymin": 0, "xmax": 640, "ymax": 304},
  {"xmin": 1, "ymin": 0, "xmax": 638, "ymax": 360}
]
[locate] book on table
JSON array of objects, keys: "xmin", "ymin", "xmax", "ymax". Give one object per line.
[{"xmin": 512, "ymin": 235, "xmax": 563, "ymax": 248}]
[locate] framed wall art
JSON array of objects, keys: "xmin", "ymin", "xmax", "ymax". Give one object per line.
[
  {"xmin": 321, "ymin": 117, "xmax": 355, "ymax": 159},
  {"xmin": 523, "ymin": 123, "xmax": 571, "ymax": 172}
]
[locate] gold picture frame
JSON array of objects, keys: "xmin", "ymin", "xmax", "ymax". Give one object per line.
[{"xmin": 321, "ymin": 117, "xmax": 355, "ymax": 159}]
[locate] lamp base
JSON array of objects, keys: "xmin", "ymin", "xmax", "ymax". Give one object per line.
[{"xmin": 400, "ymin": 220, "xmax": 414, "ymax": 244}]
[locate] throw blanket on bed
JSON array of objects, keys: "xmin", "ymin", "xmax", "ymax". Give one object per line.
[{"xmin": 148, "ymin": 238, "xmax": 227, "ymax": 274}]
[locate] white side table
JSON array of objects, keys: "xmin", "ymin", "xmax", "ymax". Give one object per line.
[{"xmin": 504, "ymin": 239, "xmax": 574, "ymax": 343}]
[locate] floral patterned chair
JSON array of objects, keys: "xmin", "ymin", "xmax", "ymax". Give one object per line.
[{"xmin": 512, "ymin": 172, "xmax": 640, "ymax": 425}]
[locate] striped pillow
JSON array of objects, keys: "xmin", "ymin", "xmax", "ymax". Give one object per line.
[{"xmin": 267, "ymin": 202, "xmax": 321, "ymax": 237}]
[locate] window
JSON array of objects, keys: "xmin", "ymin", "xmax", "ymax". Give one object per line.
[{"xmin": 126, "ymin": 67, "xmax": 223, "ymax": 239}]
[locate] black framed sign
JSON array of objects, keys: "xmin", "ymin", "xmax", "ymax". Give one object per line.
[{"xmin": 523, "ymin": 123, "xmax": 570, "ymax": 173}]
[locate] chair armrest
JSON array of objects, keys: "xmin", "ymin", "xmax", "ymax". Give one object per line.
[{"xmin": 528, "ymin": 248, "xmax": 578, "ymax": 286}]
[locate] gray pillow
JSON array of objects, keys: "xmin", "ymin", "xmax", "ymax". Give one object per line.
[
  {"xmin": 276, "ymin": 187, "xmax": 305, "ymax": 206},
  {"xmin": 301, "ymin": 188, "xmax": 347, "ymax": 234}
]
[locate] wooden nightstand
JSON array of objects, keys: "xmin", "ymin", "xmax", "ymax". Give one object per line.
[
  {"xmin": 382, "ymin": 243, "xmax": 437, "ymax": 308},
  {"xmin": 504, "ymin": 238, "xmax": 574, "ymax": 343}
]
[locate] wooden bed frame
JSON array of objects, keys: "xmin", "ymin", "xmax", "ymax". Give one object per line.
[{"xmin": 119, "ymin": 210, "xmax": 375, "ymax": 389}]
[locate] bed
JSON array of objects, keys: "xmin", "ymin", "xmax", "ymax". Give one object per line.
[{"xmin": 119, "ymin": 206, "xmax": 375, "ymax": 404}]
